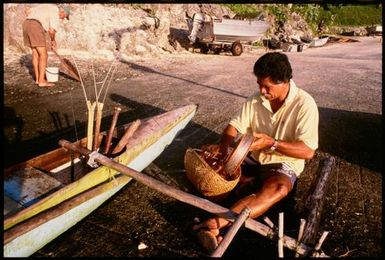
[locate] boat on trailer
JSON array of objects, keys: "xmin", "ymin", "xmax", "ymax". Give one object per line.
[
  {"xmin": 186, "ymin": 12, "xmax": 270, "ymax": 56},
  {"xmin": 3, "ymin": 104, "xmax": 197, "ymax": 257}
]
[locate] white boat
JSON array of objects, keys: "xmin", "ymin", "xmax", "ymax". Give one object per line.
[
  {"xmin": 186, "ymin": 12, "xmax": 270, "ymax": 56},
  {"xmin": 3, "ymin": 104, "xmax": 197, "ymax": 257},
  {"xmin": 309, "ymin": 36, "xmax": 329, "ymax": 47}
]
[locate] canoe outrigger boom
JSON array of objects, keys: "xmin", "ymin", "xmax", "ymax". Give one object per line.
[{"xmin": 59, "ymin": 139, "xmax": 329, "ymax": 257}]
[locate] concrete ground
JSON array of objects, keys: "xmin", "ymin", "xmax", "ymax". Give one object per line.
[{"xmin": 3, "ymin": 36, "xmax": 382, "ymax": 257}]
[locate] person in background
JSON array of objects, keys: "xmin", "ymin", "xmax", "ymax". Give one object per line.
[
  {"xmin": 22, "ymin": 4, "xmax": 70, "ymax": 87},
  {"xmin": 193, "ymin": 52, "xmax": 319, "ymax": 253}
]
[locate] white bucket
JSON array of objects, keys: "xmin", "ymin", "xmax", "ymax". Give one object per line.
[{"xmin": 46, "ymin": 67, "xmax": 59, "ymax": 82}]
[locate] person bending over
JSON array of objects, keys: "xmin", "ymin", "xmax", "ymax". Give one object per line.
[{"xmin": 22, "ymin": 4, "xmax": 70, "ymax": 87}]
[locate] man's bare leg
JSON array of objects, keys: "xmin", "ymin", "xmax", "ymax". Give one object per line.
[
  {"xmin": 193, "ymin": 175, "xmax": 292, "ymax": 242},
  {"xmin": 36, "ymin": 46, "xmax": 54, "ymax": 87},
  {"xmin": 31, "ymin": 48, "xmax": 39, "ymax": 84}
]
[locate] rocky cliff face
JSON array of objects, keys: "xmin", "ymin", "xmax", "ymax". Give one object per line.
[
  {"xmin": 4, "ymin": 3, "xmax": 235, "ymax": 59},
  {"xmin": 6, "ymin": 3, "xmax": 329, "ymax": 59}
]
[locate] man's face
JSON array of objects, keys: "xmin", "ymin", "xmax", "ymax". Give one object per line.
[
  {"xmin": 257, "ymin": 76, "xmax": 287, "ymax": 101},
  {"xmin": 59, "ymin": 9, "xmax": 68, "ymax": 20}
]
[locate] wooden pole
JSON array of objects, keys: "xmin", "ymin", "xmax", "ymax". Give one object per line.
[
  {"xmin": 211, "ymin": 207, "xmax": 251, "ymax": 257},
  {"xmin": 111, "ymin": 120, "xmax": 141, "ymax": 155},
  {"xmin": 58, "ymin": 139, "xmax": 317, "ymax": 256},
  {"xmin": 86, "ymin": 101, "xmax": 96, "ymax": 150},
  {"xmin": 278, "ymin": 212, "xmax": 284, "ymax": 258},
  {"xmin": 93, "ymin": 102, "xmax": 104, "ymax": 151},
  {"xmin": 103, "ymin": 107, "xmax": 121, "ymax": 154},
  {"xmin": 311, "ymin": 231, "xmax": 330, "ymax": 257},
  {"xmin": 263, "ymin": 216, "xmax": 275, "ymax": 229},
  {"xmin": 314, "ymin": 231, "xmax": 329, "ymax": 251}
]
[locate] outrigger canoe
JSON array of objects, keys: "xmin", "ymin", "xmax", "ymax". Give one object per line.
[{"xmin": 3, "ymin": 104, "xmax": 197, "ymax": 257}]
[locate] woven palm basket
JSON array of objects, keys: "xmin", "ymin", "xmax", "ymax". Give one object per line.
[{"xmin": 184, "ymin": 148, "xmax": 241, "ymax": 200}]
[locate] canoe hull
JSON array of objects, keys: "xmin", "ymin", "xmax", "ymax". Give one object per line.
[{"xmin": 4, "ymin": 105, "xmax": 196, "ymax": 257}]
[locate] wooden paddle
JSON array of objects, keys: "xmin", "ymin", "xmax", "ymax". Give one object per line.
[{"xmin": 51, "ymin": 49, "xmax": 80, "ymax": 81}]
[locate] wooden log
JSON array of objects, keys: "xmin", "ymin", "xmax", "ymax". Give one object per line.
[
  {"xmin": 111, "ymin": 119, "xmax": 141, "ymax": 154},
  {"xmin": 59, "ymin": 139, "xmax": 317, "ymax": 256},
  {"xmin": 211, "ymin": 207, "xmax": 251, "ymax": 257},
  {"xmin": 301, "ymin": 155, "xmax": 335, "ymax": 248},
  {"xmin": 103, "ymin": 107, "xmax": 121, "ymax": 154}
]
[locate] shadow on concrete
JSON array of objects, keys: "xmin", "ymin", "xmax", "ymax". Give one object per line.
[
  {"xmin": 118, "ymin": 59, "xmax": 248, "ymax": 99},
  {"xmin": 3, "ymin": 106, "xmax": 24, "ymax": 146},
  {"xmin": 18, "ymin": 54, "xmax": 78, "ymax": 83},
  {"xmin": 318, "ymin": 107, "xmax": 382, "ymax": 172},
  {"xmin": 19, "ymin": 54, "xmax": 34, "ymax": 80},
  {"xmin": 3, "ymin": 95, "xmax": 178, "ymax": 168}
]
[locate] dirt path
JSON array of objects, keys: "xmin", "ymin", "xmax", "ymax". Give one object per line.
[{"xmin": 3, "ymin": 36, "xmax": 382, "ymax": 257}]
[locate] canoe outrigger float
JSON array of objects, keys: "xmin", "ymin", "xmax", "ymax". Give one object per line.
[{"xmin": 4, "ymin": 104, "xmax": 197, "ymax": 257}]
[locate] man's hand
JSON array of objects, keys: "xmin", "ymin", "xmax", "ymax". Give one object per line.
[
  {"xmin": 201, "ymin": 144, "xmax": 221, "ymax": 157},
  {"xmin": 249, "ymin": 132, "xmax": 275, "ymax": 151},
  {"xmin": 51, "ymin": 40, "xmax": 57, "ymax": 50}
]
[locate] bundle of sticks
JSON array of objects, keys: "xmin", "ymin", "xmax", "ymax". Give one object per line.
[{"xmin": 70, "ymin": 54, "xmax": 140, "ymax": 156}]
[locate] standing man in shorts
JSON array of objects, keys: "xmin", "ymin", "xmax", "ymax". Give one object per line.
[
  {"xmin": 193, "ymin": 52, "xmax": 319, "ymax": 252},
  {"xmin": 22, "ymin": 4, "xmax": 70, "ymax": 87}
]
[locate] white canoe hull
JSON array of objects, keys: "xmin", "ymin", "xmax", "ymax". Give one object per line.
[{"xmin": 4, "ymin": 105, "xmax": 196, "ymax": 257}]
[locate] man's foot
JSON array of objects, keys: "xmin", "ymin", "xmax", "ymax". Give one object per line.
[
  {"xmin": 192, "ymin": 219, "xmax": 226, "ymax": 254},
  {"xmin": 196, "ymin": 229, "xmax": 219, "ymax": 254},
  {"xmin": 38, "ymin": 82, "xmax": 55, "ymax": 87}
]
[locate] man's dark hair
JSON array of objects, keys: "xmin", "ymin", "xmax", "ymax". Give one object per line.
[{"xmin": 253, "ymin": 52, "xmax": 292, "ymax": 83}]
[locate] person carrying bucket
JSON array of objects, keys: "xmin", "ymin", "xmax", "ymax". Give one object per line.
[{"xmin": 22, "ymin": 4, "xmax": 70, "ymax": 87}]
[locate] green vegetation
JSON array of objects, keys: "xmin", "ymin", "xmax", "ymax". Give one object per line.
[
  {"xmin": 265, "ymin": 4, "xmax": 289, "ymax": 23},
  {"xmin": 327, "ymin": 4, "xmax": 382, "ymax": 26},
  {"xmin": 223, "ymin": 4, "xmax": 382, "ymax": 31},
  {"xmin": 223, "ymin": 4, "xmax": 262, "ymax": 19}
]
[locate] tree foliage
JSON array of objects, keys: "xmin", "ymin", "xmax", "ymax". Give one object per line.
[{"xmin": 223, "ymin": 4, "xmax": 382, "ymax": 28}]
